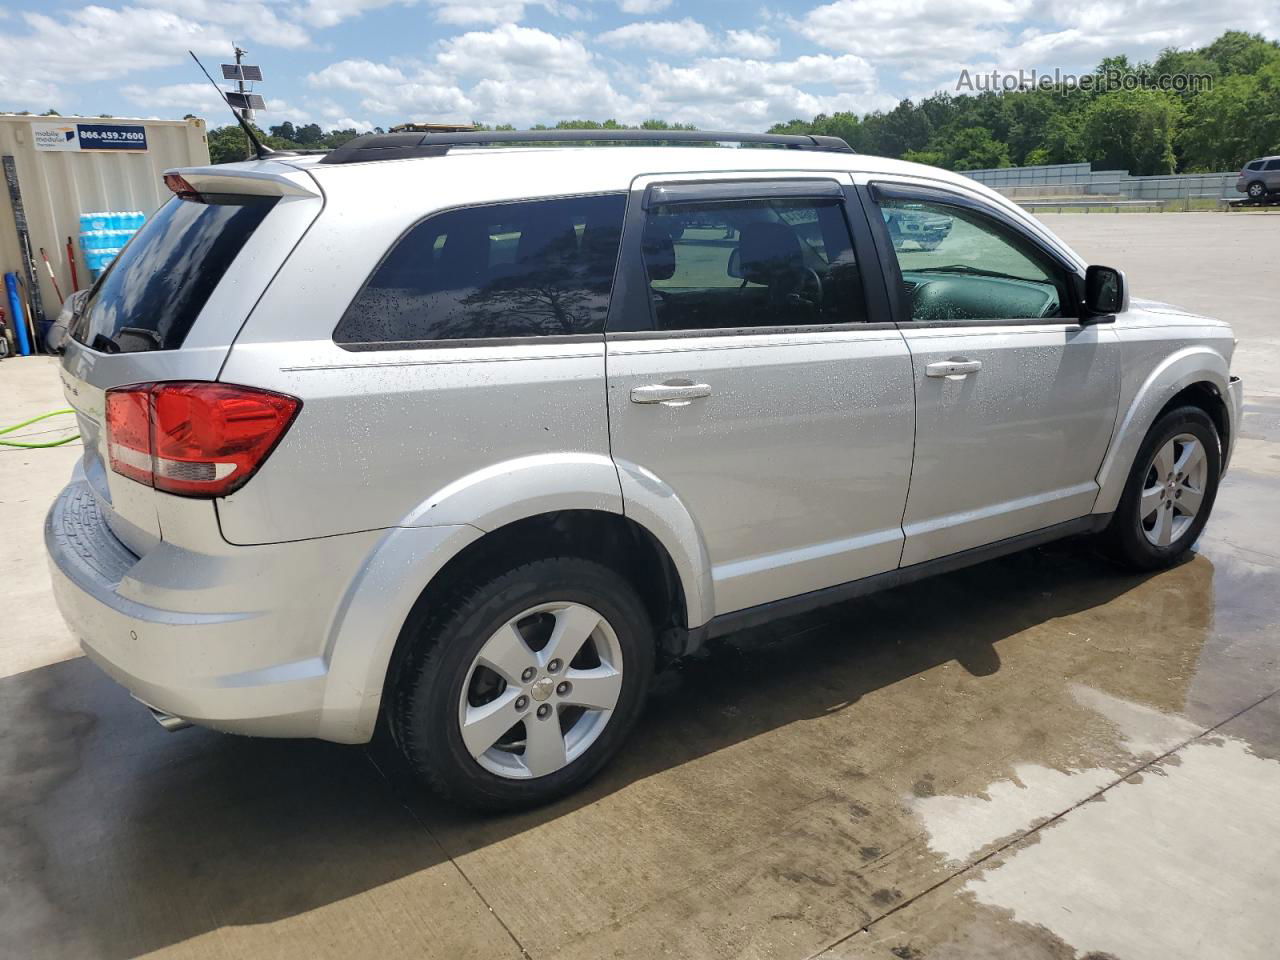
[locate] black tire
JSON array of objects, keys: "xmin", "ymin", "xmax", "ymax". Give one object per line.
[
  {"xmin": 388, "ymin": 556, "xmax": 654, "ymax": 811},
  {"xmin": 1103, "ymin": 405, "xmax": 1221, "ymax": 571},
  {"xmin": 1247, "ymin": 180, "xmax": 1266, "ymax": 199}
]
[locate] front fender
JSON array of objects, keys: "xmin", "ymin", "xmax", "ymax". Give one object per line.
[{"xmin": 1094, "ymin": 346, "xmax": 1232, "ymax": 515}]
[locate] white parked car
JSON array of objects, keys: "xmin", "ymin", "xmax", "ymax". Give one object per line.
[{"xmin": 47, "ymin": 130, "xmax": 1243, "ymax": 809}]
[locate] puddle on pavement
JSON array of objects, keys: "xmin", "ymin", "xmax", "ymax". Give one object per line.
[{"xmin": 963, "ymin": 724, "xmax": 1280, "ymax": 960}]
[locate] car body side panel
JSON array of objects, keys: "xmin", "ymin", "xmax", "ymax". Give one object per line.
[
  {"xmin": 216, "ymin": 338, "xmax": 616, "ymax": 544},
  {"xmin": 897, "ymin": 322, "xmax": 1120, "ymax": 566}
]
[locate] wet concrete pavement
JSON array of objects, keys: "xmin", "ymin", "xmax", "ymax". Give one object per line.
[{"xmin": 2, "ymin": 213, "xmax": 1279, "ymax": 959}]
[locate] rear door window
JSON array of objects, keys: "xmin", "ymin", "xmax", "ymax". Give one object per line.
[
  {"xmin": 335, "ymin": 193, "xmax": 626, "ymax": 347},
  {"xmin": 641, "ymin": 197, "xmax": 866, "ymax": 331},
  {"xmin": 1265, "ymin": 159, "xmax": 1280, "ymax": 171},
  {"xmin": 71, "ymin": 194, "xmax": 277, "ymax": 354}
]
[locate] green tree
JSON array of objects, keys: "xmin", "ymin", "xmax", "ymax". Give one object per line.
[
  {"xmin": 1081, "ymin": 89, "xmax": 1182, "ymax": 174},
  {"xmin": 1203, "ymin": 31, "xmax": 1280, "ymax": 76},
  {"xmin": 938, "ymin": 126, "xmax": 1011, "ymax": 170},
  {"xmin": 1037, "ymin": 111, "xmax": 1088, "ymax": 165},
  {"xmin": 295, "ymin": 123, "xmax": 324, "ymax": 144},
  {"xmin": 207, "ymin": 123, "xmax": 254, "ymax": 163},
  {"xmin": 1180, "ymin": 62, "xmax": 1280, "ymax": 169}
]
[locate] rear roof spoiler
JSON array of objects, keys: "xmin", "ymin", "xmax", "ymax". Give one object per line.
[
  {"xmin": 318, "ymin": 129, "xmax": 855, "ymax": 165},
  {"xmin": 162, "ymin": 166, "xmax": 321, "ymax": 199}
]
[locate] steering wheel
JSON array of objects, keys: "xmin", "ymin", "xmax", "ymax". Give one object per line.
[{"xmin": 790, "ymin": 268, "xmax": 823, "ymax": 309}]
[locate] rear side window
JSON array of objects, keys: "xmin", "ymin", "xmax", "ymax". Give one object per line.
[
  {"xmin": 335, "ymin": 194, "xmax": 626, "ymax": 347},
  {"xmin": 72, "ymin": 195, "xmax": 277, "ymax": 354},
  {"xmin": 1246, "ymin": 160, "xmax": 1264, "ymax": 170}
]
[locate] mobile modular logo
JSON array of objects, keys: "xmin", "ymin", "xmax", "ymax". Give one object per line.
[{"xmin": 31, "ymin": 121, "xmax": 149, "ymax": 152}]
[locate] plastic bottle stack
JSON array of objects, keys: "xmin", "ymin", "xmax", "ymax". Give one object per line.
[{"xmin": 79, "ymin": 211, "xmax": 147, "ymax": 280}]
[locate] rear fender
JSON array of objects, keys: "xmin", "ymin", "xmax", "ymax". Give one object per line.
[{"xmin": 319, "ymin": 453, "xmax": 714, "ymax": 742}]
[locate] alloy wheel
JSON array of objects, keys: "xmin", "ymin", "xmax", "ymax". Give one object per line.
[
  {"xmin": 458, "ymin": 602, "xmax": 624, "ymax": 779},
  {"xmin": 1139, "ymin": 432, "xmax": 1208, "ymax": 548}
]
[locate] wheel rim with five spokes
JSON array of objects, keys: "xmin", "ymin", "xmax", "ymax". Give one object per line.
[
  {"xmin": 458, "ymin": 602, "xmax": 624, "ymax": 779},
  {"xmin": 1139, "ymin": 432, "xmax": 1208, "ymax": 548}
]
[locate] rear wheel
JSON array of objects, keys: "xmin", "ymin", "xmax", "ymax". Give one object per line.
[
  {"xmin": 388, "ymin": 556, "xmax": 654, "ymax": 810},
  {"xmin": 1104, "ymin": 406, "xmax": 1221, "ymax": 570},
  {"xmin": 1247, "ymin": 180, "xmax": 1266, "ymax": 199}
]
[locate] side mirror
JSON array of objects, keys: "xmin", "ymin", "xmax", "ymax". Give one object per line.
[{"xmin": 1083, "ymin": 265, "xmax": 1127, "ymax": 320}]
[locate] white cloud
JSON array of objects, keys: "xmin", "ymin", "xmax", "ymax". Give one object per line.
[
  {"xmin": 0, "ymin": 7, "xmax": 232, "ymax": 85},
  {"xmin": 310, "ymin": 25, "xmax": 639, "ymax": 125},
  {"xmin": 723, "ymin": 29, "xmax": 779, "ymax": 58},
  {"xmin": 639, "ymin": 52, "xmax": 886, "ymax": 128},
  {"xmin": 138, "ymin": 0, "xmax": 309, "ymax": 47},
  {"xmin": 437, "ymin": 23, "xmax": 597, "ymax": 78},
  {"xmin": 293, "ymin": 0, "xmax": 411, "ymax": 29},
  {"xmin": 0, "ymin": 74, "xmax": 61, "ymax": 112},
  {"xmin": 121, "ymin": 82, "xmax": 228, "ymax": 114},
  {"xmin": 617, "ymin": 0, "xmax": 671, "ymax": 12},
  {"xmin": 791, "ymin": 0, "xmax": 1030, "ymax": 62},
  {"xmin": 597, "ymin": 18, "xmax": 714, "ymax": 56}
]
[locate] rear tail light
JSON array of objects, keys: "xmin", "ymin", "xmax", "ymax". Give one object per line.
[
  {"xmin": 105, "ymin": 382, "xmax": 300, "ymax": 498},
  {"xmin": 163, "ymin": 173, "xmax": 201, "ymax": 200}
]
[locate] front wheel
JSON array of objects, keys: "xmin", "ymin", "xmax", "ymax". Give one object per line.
[
  {"xmin": 388, "ymin": 556, "xmax": 654, "ymax": 810},
  {"xmin": 1103, "ymin": 405, "xmax": 1221, "ymax": 570}
]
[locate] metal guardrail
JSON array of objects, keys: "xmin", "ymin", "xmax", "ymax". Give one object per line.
[
  {"xmin": 1001, "ymin": 175, "xmax": 1246, "ymax": 212},
  {"xmin": 1019, "ymin": 199, "xmax": 1167, "ymax": 211}
]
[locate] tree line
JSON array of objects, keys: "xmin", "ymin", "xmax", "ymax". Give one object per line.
[
  {"xmin": 770, "ymin": 31, "xmax": 1279, "ymax": 174},
  {"xmin": 203, "ymin": 29, "xmax": 1278, "ymax": 174}
]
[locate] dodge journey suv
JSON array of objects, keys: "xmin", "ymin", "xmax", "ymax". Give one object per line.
[{"xmin": 47, "ymin": 129, "xmax": 1243, "ymax": 809}]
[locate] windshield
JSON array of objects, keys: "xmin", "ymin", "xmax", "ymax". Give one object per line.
[{"xmin": 71, "ymin": 194, "xmax": 277, "ymax": 354}]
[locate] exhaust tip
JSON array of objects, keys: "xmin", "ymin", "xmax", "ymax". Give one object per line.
[{"xmin": 132, "ymin": 696, "xmax": 192, "ymax": 732}]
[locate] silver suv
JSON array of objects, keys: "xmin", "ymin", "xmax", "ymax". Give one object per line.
[
  {"xmin": 47, "ymin": 130, "xmax": 1243, "ymax": 809},
  {"xmin": 1237, "ymin": 156, "xmax": 1280, "ymax": 199}
]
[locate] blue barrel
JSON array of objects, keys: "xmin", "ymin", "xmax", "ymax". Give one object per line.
[{"xmin": 5, "ymin": 272, "xmax": 32, "ymax": 356}]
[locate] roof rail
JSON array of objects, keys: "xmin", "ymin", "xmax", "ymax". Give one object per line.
[{"xmin": 318, "ymin": 129, "xmax": 855, "ymax": 165}]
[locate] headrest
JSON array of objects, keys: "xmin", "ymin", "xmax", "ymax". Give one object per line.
[
  {"xmin": 642, "ymin": 222, "xmax": 675, "ymax": 281},
  {"xmin": 734, "ymin": 222, "xmax": 804, "ymax": 285},
  {"xmin": 518, "ymin": 215, "xmax": 577, "ymax": 263},
  {"xmin": 436, "ymin": 224, "xmax": 490, "ymax": 278}
]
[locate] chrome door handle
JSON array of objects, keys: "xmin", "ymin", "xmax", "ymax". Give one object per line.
[
  {"xmin": 630, "ymin": 381, "xmax": 712, "ymax": 406},
  {"xmin": 926, "ymin": 359, "xmax": 982, "ymax": 378}
]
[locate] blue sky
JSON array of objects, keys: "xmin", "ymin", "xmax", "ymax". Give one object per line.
[{"xmin": 0, "ymin": 0, "xmax": 1274, "ymax": 132}]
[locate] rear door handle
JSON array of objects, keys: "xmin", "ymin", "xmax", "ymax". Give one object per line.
[
  {"xmin": 630, "ymin": 381, "xmax": 712, "ymax": 406},
  {"xmin": 925, "ymin": 359, "xmax": 982, "ymax": 378}
]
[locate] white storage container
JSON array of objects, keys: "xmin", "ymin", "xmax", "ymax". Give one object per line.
[{"xmin": 0, "ymin": 115, "xmax": 209, "ymax": 323}]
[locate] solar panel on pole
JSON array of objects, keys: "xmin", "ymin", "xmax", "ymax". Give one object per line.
[{"xmin": 225, "ymin": 92, "xmax": 267, "ymax": 112}]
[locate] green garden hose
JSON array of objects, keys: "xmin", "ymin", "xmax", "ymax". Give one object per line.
[{"xmin": 0, "ymin": 408, "xmax": 80, "ymax": 448}]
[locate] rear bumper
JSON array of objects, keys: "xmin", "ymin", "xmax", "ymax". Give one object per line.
[{"xmin": 45, "ymin": 470, "xmax": 380, "ymax": 742}]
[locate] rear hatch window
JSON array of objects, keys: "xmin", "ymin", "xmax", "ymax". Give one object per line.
[{"xmin": 71, "ymin": 194, "xmax": 277, "ymax": 354}]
